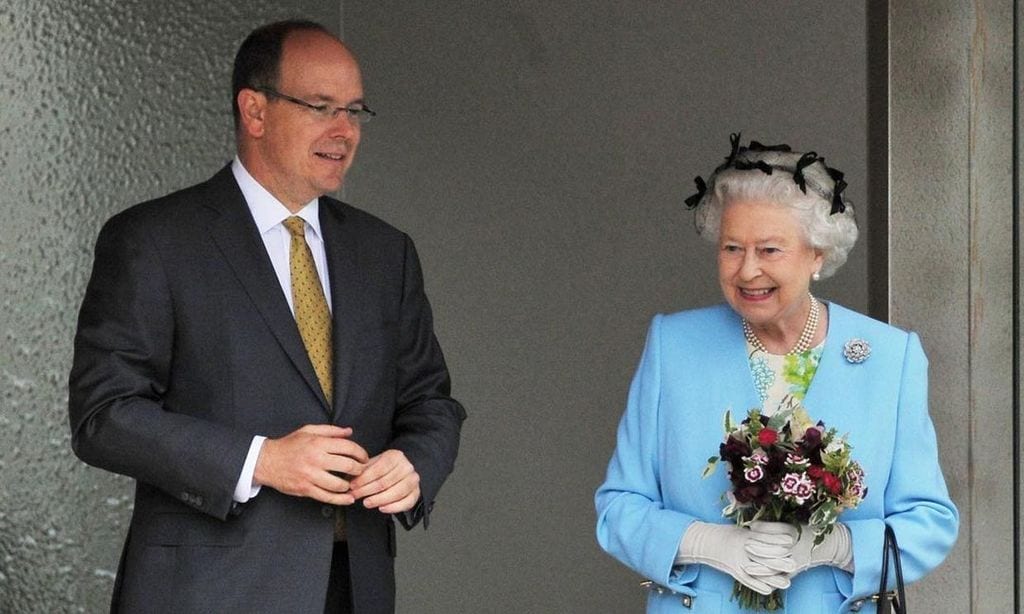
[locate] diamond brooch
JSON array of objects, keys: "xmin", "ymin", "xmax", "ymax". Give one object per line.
[{"xmin": 843, "ymin": 338, "xmax": 871, "ymax": 364}]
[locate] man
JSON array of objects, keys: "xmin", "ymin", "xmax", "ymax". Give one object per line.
[{"xmin": 69, "ymin": 20, "xmax": 465, "ymax": 614}]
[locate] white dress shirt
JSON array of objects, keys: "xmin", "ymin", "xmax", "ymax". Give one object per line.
[{"xmin": 230, "ymin": 157, "xmax": 333, "ymax": 503}]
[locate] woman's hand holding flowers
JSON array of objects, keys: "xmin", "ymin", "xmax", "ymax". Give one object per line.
[
  {"xmin": 746, "ymin": 521, "xmax": 854, "ymax": 576},
  {"xmin": 675, "ymin": 521, "xmax": 793, "ymax": 595}
]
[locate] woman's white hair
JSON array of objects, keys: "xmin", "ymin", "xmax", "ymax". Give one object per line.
[{"xmin": 690, "ymin": 143, "xmax": 859, "ymax": 279}]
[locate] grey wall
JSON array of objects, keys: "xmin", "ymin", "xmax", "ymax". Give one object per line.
[
  {"xmin": 888, "ymin": 1, "xmax": 1016, "ymax": 612},
  {"xmin": 0, "ymin": 2, "xmax": 340, "ymax": 612},
  {"xmin": 341, "ymin": 3, "xmax": 870, "ymax": 612}
]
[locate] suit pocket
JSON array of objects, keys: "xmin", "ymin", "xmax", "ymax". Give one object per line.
[{"xmin": 141, "ymin": 512, "xmax": 245, "ymax": 547}]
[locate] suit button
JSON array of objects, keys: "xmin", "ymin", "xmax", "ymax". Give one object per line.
[
  {"xmin": 193, "ymin": 495, "xmax": 204, "ymax": 507},
  {"xmin": 180, "ymin": 492, "xmax": 191, "ymax": 503},
  {"xmin": 321, "ymin": 505, "xmax": 333, "ymax": 518}
]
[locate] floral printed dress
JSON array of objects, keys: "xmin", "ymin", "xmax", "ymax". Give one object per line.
[{"xmin": 746, "ymin": 338, "xmax": 826, "ymax": 417}]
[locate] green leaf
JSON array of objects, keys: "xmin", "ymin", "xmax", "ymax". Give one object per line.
[
  {"xmin": 767, "ymin": 408, "xmax": 793, "ymax": 430},
  {"xmin": 701, "ymin": 458, "xmax": 719, "ymax": 479}
]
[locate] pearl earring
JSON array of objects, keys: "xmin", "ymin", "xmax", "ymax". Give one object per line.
[{"xmin": 812, "ymin": 271, "xmax": 821, "ymax": 282}]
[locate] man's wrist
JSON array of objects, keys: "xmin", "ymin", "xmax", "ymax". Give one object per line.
[{"xmin": 233, "ymin": 435, "xmax": 266, "ymax": 503}]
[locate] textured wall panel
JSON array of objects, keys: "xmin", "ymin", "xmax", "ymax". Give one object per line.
[
  {"xmin": 889, "ymin": 1, "xmax": 1013, "ymax": 612},
  {"xmin": 343, "ymin": 3, "xmax": 869, "ymax": 611},
  {"xmin": 0, "ymin": 2, "xmax": 339, "ymax": 612}
]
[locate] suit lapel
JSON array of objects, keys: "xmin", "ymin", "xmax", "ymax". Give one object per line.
[
  {"xmin": 202, "ymin": 166, "xmax": 332, "ymax": 415},
  {"xmin": 319, "ymin": 198, "xmax": 361, "ymax": 422}
]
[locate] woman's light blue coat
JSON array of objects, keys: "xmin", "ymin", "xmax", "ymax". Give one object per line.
[{"xmin": 595, "ymin": 303, "xmax": 958, "ymax": 613}]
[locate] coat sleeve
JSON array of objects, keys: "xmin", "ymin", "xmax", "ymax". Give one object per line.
[
  {"xmin": 68, "ymin": 213, "xmax": 253, "ymax": 520},
  {"xmin": 388, "ymin": 234, "xmax": 466, "ymax": 530},
  {"xmin": 838, "ymin": 332, "xmax": 959, "ymax": 609},
  {"xmin": 595, "ymin": 315, "xmax": 701, "ymax": 595}
]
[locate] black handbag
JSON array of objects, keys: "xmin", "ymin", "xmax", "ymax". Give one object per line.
[{"xmin": 875, "ymin": 525, "xmax": 907, "ymax": 614}]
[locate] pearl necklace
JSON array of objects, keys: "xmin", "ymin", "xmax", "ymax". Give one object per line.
[{"xmin": 742, "ymin": 293, "xmax": 820, "ymax": 355}]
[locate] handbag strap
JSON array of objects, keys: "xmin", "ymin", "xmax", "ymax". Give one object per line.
[
  {"xmin": 885, "ymin": 525, "xmax": 907, "ymax": 613},
  {"xmin": 877, "ymin": 525, "xmax": 891, "ymax": 614},
  {"xmin": 876, "ymin": 525, "xmax": 907, "ymax": 614}
]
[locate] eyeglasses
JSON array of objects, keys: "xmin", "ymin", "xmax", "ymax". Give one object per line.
[{"xmin": 252, "ymin": 86, "xmax": 376, "ymax": 125}]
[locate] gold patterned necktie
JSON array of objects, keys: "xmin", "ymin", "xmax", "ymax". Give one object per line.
[{"xmin": 282, "ymin": 216, "xmax": 333, "ymax": 404}]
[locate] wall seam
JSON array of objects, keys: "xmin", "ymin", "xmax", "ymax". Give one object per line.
[
  {"xmin": 1013, "ymin": 0, "xmax": 1021, "ymax": 610},
  {"xmin": 968, "ymin": 4, "xmax": 978, "ymax": 611}
]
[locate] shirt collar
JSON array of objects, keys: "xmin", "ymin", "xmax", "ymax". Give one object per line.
[{"xmin": 231, "ymin": 157, "xmax": 322, "ymax": 238}]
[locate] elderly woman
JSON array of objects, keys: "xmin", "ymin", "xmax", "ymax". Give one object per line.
[{"xmin": 595, "ymin": 135, "xmax": 958, "ymax": 613}]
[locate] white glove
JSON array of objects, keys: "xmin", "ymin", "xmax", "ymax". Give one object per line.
[
  {"xmin": 675, "ymin": 521, "xmax": 792, "ymax": 595},
  {"xmin": 747, "ymin": 521, "xmax": 854, "ymax": 575}
]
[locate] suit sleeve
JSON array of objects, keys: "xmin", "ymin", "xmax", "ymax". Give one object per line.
[
  {"xmin": 594, "ymin": 315, "xmax": 700, "ymax": 595},
  {"xmin": 388, "ymin": 235, "xmax": 466, "ymax": 529},
  {"xmin": 838, "ymin": 332, "xmax": 960, "ymax": 608},
  {"xmin": 68, "ymin": 213, "xmax": 252, "ymax": 520}
]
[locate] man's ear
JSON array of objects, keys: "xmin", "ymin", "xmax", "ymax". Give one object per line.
[{"xmin": 237, "ymin": 89, "xmax": 267, "ymax": 138}]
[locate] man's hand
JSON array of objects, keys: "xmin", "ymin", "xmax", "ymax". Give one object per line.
[
  {"xmin": 349, "ymin": 449, "xmax": 420, "ymax": 514},
  {"xmin": 254, "ymin": 424, "xmax": 369, "ymax": 505}
]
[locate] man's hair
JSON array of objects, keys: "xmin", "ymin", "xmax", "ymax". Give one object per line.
[{"xmin": 231, "ymin": 19, "xmax": 333, "ymax": 129}]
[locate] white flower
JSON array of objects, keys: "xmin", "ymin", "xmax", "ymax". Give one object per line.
[
  {"xmin": 749, "ymin": 450, "xmax": 769, "ymax": 465},
  {"xmin": 744, "ymin": 466, "xmax": 765, "ymax": 483},
  {"xmin": 786, "ymin": 453, "xmax": 809, "ymax": 467},
  {"xmin": 781, "ymin": 472, "xmax": 815, "ymax": 504}
]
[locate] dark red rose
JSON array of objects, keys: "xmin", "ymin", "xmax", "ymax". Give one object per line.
[
  {"xmin": 822, "ymin": 471, "xmax": 842, "ymax": 495},
  {"xmin": 721, "ymin": 436, "xmax": 752, "ymax": 462},
  {"xmin": 758, "ymin": 428, "xmax": 778, "ymax": 447},
  {"xmin": 735, "ymin": 484, "xmax": 767, "ymax": 505},
  {"xmin": 767, "ymin": 450, "xmax": 786, "ymax": 477},
  {"xmin": 800, "ymin": 427, "xmax": 822, "ymax": 450},
  {"xmin": 807, "ymin": 465, "xmax": 825, "ymax": 480}
]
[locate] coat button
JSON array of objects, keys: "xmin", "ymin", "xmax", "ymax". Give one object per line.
[
  {"xmin": 321, "ymin": 505, "xmax": 334, "ymax": 518},
  {"xmin": 680, "ymin": 595, "xmax": 693, "ymax": 609}
]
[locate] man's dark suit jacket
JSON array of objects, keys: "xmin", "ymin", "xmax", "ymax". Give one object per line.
[{"xmin": 69, "ymin": 166, "xmax": 466, "ymax": 613}]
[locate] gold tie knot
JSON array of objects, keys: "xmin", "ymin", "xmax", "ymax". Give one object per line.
[{"xmin": 283, "ymin": 215, "xmax": 306, "ymax": 238}]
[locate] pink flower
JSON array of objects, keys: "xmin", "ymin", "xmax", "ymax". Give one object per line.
[
  {"xmin": 747, "ymin": 451, "xmax": 769, "ymax": 465},
  {"xmin": 786, "ymin": 453, "xmax": 809, "ymax": 467},
  {"xmin": 846, "ymin": 466, "xmax": 865, "ymax": 484},
  {"xmin": 781, "ymin": 472, "xmax": 815, "ymax": 504},
  {"xmin": 744, "ymin": 466, "xmax": 765, "ymax": 483}
]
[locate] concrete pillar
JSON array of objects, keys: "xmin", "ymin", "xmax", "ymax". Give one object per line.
[{"xmin": 888, "ymin": 1, "xmax": 1015, "ymax": 611}]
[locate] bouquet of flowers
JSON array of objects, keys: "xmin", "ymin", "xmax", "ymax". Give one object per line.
[{"xmin": 702, "ymin": 405, "xmax": 867, "ymax": 611}]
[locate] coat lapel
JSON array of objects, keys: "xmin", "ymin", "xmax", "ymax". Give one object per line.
[
  {"xmin": 717, "ymin": 307, "xmax": 763, "ymax": 415},
  {"xmin": 202, "ymin": 165, "xmax": 332, "ymax": 416},
  {"xmin": 802, "ymin": 303, "xmax": 864, "ymax": 432},
  {"xmin": 319, "ymin": 198, "xmax": 361, "ymax": 422}
]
